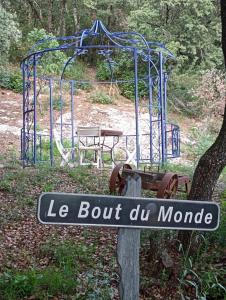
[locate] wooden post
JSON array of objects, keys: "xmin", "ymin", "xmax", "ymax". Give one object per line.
[{"xmin": 117, "ymin": 174, "xmax": 141, "ymax": 300}]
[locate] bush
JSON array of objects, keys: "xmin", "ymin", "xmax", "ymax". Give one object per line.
[
  {"xmin": 168, "ymin": 69, "xmax": 226, "ymax": 120},
  {"xmin": 168, "ymin": 71, "xmax": 201, "ymax": 116},
  {"xmin": 64, "ymin": 60, "xmax": 87, "ymax": 80},
  {"xmin": 63, "ymin": 60, "xmax": 93, "ymax": 90},
  {"xmin": 9, "ymin": 72, "xmax": 23, "ymax": 93},
  {"xmin": 96, "ymin": 61, "xmax": 112, "ymax": 81},
  {"xmin": 0, "ymin": 67, "xmax": 22, "ymax": 93},
  {"xmin": 192, "ymin": 69, "xmax": 225, "ymax": 119},
  {"xmin": 26, "ymin": 28, "xmax": 67, "ymax": 76},
  {"xmin": 89, "ymin": 91, "xmax": 114, "ymax": 104},
  {"xmin": 52, "ymin": 96, "xmax": 64, "ymax": 111},
  {"xmin": 184, "ymin": 127, "xmax": 216, "ymax": 163},
  {"xmin": 0, "ymin": 5, "xmax": 21, "ymax": 64}
]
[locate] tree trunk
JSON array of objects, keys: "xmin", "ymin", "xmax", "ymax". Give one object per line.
[
  {"xmin": 188, "ymin": 107, "xmax": 226, "ymax": 202},
  {"xmin": 59, "ymin": 0, "xmax": 67, "ymax": 36},
  {"xmin": 48, "ymin": 0, "xmax": 53, "ymax": 32},
  {"xmin": 26, "ymin": 0, "xmax": 44, "ymax": 27},
  {"xmin": 72, "ymin": 0, "xmax": 79, "ymax": 33},
  {"xmin": 178, "ymin": 0, "xmax": 226, "ymax": 248}
]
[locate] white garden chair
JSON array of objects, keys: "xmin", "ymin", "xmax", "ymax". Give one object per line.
[
  {"xmin": 77, "ymin": 126, "xmax": 103, "ymax": 169},
  {"xmin": 53, "ymin": 128, "xmax": 75, "ymax": 167}
]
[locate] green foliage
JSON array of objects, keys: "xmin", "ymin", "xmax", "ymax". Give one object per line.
[
  {"xmin": 157, "ymin": 162, "xmax": 194, "ymax": 178},
  {"xmin": 64, "ymin": 60, "xmax": 87, "ymax": 80},
  {"xmin": 184, "ymin": 128, "xmax": 216, "ymax": 163},
  {"xmin": 118, "ymin": 77, "xmax": 148, "ymax": 101},
  {"xmin": 52, "ymin": 96, "xmax": 64, "ymax": 111},
  {"xmin": 26, "ymin": 28, "xmax": 67, "ymax": 76},
  {"xmin": 0, "ymin": 5, "xmax": 21, "ymax": 63},
  {"xmin": 140, "ymin": 197, "xmax": 226, "ymax": 299},
  {"xmin": 0, "ymin": 67, "xmax": 23, "ymax": 93},
  {"xmin": 192, "ymin": 69, "xmax": 226, "ymax": 122},
  {"xmin": 8, "ymin": 72, "xmax": 23, "ymax": 93},
  {"xmin": 178, "ymin": 254, "xmax": 226, "ymax": 299},
  {"xmin": 1, "ymin": 0, "xmax": 223, "ymax": 74},
  {"xmin": 52, "ymin": 241, "xmax": 96, "ymax": 269},
  {"xmin": 168, "ymin": 71, "xmax": 201, "ymax": 116},
  {"xmin": 0, "ymin": 240, "xmax": 115, "ymax": 300},
  {"xmin": 0, "ymin": 179, "xmax": 12, "ymax": 192},
  {"xmin": 128, "ymin": 0, "xmax": 222, "ymax": 70},
  {"xmin": 176, "ymin": 200, "xmax": 226, "ymax": 299},
  {"xmin": 89, "ymin": 91, "xmax": 114, "ymax": 104},
  {"xmin": 96, "ymin": 61, "xmax": 112, "ymax": 81},
  {"xmin": 63, "ymin": 60, "xmax": 93, "ymax": 90},
  {"xmin": 168, "ymin": 68, "xmax": 226, "ymax": 119},
  {"xmin": 207, "ymin": 197, "xmax": 226, "ymax": 248},
  {"xmin": 0, "ymin": 267, "xmax": 77, "ymax": 300},
  {"xmin": 77, "ymin": 82, "xmax": 93, "ymax": 91}
]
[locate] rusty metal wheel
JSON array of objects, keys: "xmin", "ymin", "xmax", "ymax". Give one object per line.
[
  {"xmin": 156, "ymin": 173, "xmax": 178, "ymax": 199},
  {"xmin": 178, "ymin": 175, "xmax": 191, "ymax": 195},
  {"xmin": 109, "ymin": 163, "xmax": 132, "ymax": 195}
]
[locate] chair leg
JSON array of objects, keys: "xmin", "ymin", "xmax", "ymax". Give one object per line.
[
  {"xmin": 97, "ymin": 150, "xmax": 103, "ymax": 169},
  {"xmin": 79, "ymin": 150, "xmax": 83, "ymax": 165},
  {"xmin": 60, "ymin": 159, "xmax": 66, "ymax": 167},
  {"xmin": 60, "ymin": 151, "xmax": 71, "ymax": 167}
]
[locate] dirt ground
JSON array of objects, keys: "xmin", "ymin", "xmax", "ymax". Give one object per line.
[{"xmin": 0, "ymin": 86, "xmax": 197, "ymax": 164}]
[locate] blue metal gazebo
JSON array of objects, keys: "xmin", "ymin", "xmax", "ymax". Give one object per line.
[{"xmin": 21, "ymin": 20, "xmax": 180, "ymax": 167}]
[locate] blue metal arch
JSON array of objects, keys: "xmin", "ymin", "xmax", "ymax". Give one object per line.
[{"xmin": 21, "ymin": 20, "xmax": 180, "ymax": 167}]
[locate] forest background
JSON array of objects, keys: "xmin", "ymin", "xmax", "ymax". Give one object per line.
[{"xmin": 0, "ymin": 0, "xmax": 225, "ymax": 123}]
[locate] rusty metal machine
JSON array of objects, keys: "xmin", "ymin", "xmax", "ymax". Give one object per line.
[{"xmin": 109, "ymin": 164, "xmax": 191, "ymax": 199}]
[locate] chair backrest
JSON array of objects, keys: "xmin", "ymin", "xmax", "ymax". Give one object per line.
[{"xmin": 77, "ymin": 126, "xmax": 101, "ymax": 137}]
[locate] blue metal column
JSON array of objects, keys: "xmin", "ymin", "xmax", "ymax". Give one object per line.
[
  {"xmin": 134, "ymin": 49, "xmax": 140, "ymax": 168},
  {"xmin": 49, "ymin": 79, "xmax": 54, "ymax": 166},
  {"xmin": 159, "ymin": 52, "xmax": 166, "ymax": 164},
  {"xmin": 70, "ymin": 80, "xmax": 75, "ymax": 161},
  {"xmin": 60, "ymin": 80, "xmax": 63, "ymax": 143},
  {"xmin": 22, "ymin": 61, "xmax": 26, "ymax": 167},
  {"xmin": 148, "ymin": 50, "xmax": 153, "ymax": 162},
  {"xmin": 33, "ymin": 55, "xmax": 37, "ymax": 164},
  {"xmin": 163, "ymin": 72, "xmax": 168, "ymax": 159}
]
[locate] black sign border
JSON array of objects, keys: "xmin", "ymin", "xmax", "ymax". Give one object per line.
[{"xmin": 37, "ymin": 192, "xmax": 220, "ymax": 231}]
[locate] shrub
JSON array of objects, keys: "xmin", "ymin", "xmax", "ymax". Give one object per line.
[
  {"xmin": 192, "ymin": 69, "xmax": 225, "ymax": 119},
  {"xmin": 0, "ymin": 5, "xmax": 21, "ymax": 64},
  {"xmin": 89, "ymin": 91, "xmax": 114, "ymax": 104},
  {"xmin": 26, "ymin": 28, "xmax": 67, "ymax": 76},
  {"xmin": 0, "ymin": 67, "xmax": 22, "ymax": 93},
  {"xmin": 96, "ymin": 61, "xmax": 112, "ymax": 81},
  {"xmin": 184, "ymin": 127, "xmax": 216, "ymax": 163},
  {"xmin": 52, "ymin": 96, "xmax": 64, "ymax": 111},
  {"xmin": 168, "ymin": 71, "xmax": 201, "ymax": 116},
  {"xmin": 9, "ymin": 72, "xmax": 23, "ymax": 93},
  {"xmin": 168, "ymin": 69, "xmax": 226, "ymax": 121}
]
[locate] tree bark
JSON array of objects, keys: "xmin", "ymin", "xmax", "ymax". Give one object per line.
[
  {"xmin": 59, "ymin": 0, "xmax": 67, "ymax": 36},
  {"xmin": 72, "ymin": 0, "xmax": 79, "ymax": 33},
  {"xmin": 26, "ymin": 0, "xmax": 44, "ymax": 27},
  {"xmin": 47, "ymin": 0, "xmax": 53, "ymax": 32},
  {"xmin": 178, "ymin": 0, "xmax": 226, "ymax": 247}
]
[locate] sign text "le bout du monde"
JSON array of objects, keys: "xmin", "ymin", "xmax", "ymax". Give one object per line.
[{"xmin": 37, "ymin": 193, "xmax": 220, "ymax": 231}]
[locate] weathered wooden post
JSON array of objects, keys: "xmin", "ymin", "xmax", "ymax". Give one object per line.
[{"xmin": 117, "ymin": 174, "xmax": 141, "ymax": 300}]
